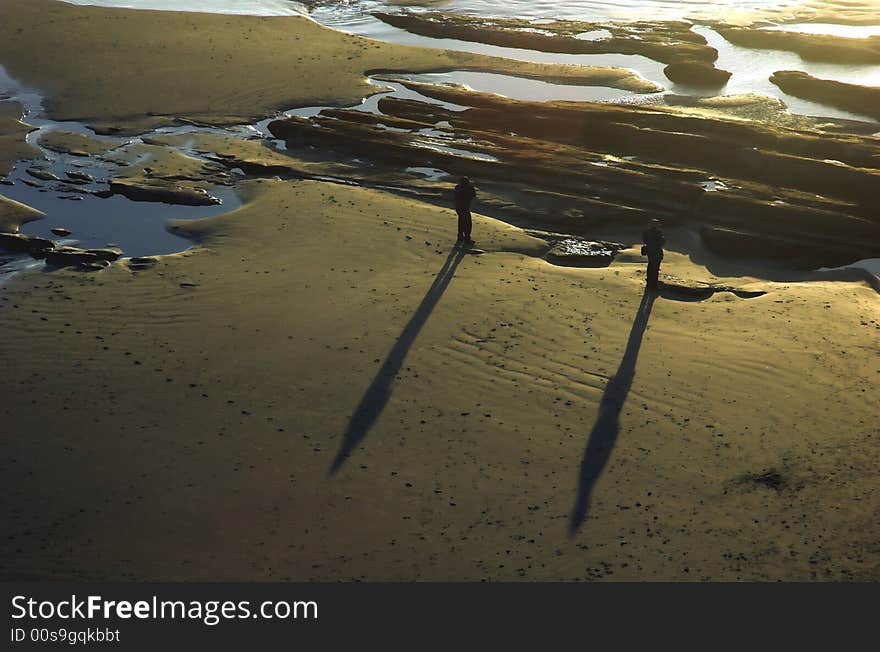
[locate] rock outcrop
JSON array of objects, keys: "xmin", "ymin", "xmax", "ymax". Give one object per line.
[
  {"xmin": 0, "ymin": 232, "xmax": 55, "ymax": 256},
  {"xmin": 109, "ymin": 178, "xmax": 221, "ymax": 206},
  {"xmin": 44, "ymin": 246, "xmax": 121, "ymax": 267},
  {"xmin": 0, "ymin": 228, "xmax": 123, "ymax": 271},
  {"xmin": 269, "ymin": 80, "xmax": 880, "ymax": 267},
  {"xmin": 38, "ymin": 130, "xmax": 122, "ymax": 157},
  {"xmin": 770, "ymin": 71, "xmax": 880, "ymax": 121},
  {"xmin": 664, "ymin": 62, "xmax": 732, "ymax": 88},
  {"xmin": 716, "ymin": 26, "xmax": 880, "ymax": 64},
  {"xmin": 374, "ymin": 11, "xmax": 719, "ymax": 66},
  {"xmin": 26, "ymin": 167, "xmax": 60, "ymax": 182}
]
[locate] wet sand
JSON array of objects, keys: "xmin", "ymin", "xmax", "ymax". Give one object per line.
[{"xmin": 0, "ymin": 1, "xmax": 878, "ymax": 581}]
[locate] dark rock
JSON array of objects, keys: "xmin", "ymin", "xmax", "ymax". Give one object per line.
[
  {"xmin": 66, "ymin": 170, "xmax": 95, "ymax": 183},
  {"xmin": 699, "ymin": 224, "xmax": 868, "ymax": 267},
  {"xmin": 275, "ymin": 78, "xmax": 880, "ymax": 269},
  {"xmin": 80, "ymin": 260, "xmax": 111, "ymax": 272},
  {"xmin": 658, "ymin": 281, "xmax": 766, "ymax": 301},
  {"xmin": 664, "ymin": 62, "xmax": 732, "ymax": 88},
  {"xmin": 717, "ymin": 26, "xmax": 880, "ymax": 65},
  {"xmin": 51, "ymin": 227, "xmax": 72, "ymax": 237},
  {"xmin": 546, "ymin": 238, "xmax": 624, "ymax": 267},
  {"xmin": 109, "ymin": 179, "xmax": 221, "ymax": 206},
  {"xmin": 375, "ymin": 97, "xmax": 457, "ymax": 125},
  {"xmin": 43, "ymin": 246, "xmax": 121, "ymax": 267},
  {"xmin": 128, "ymin": 256, "xmax": 159, "ymax": 271},
  {"xmin": 87, "ymin": 248, "xmax": 122, "ymax": 262},
  {"xmin": 45, "ymin": 247, "xmax": 103, "ymax": 267},
  {"xmin": 770, "ymin": 70, "xmax": 880, "ymax": 121},
  {"xmin": 323, "ymin": 105, "xmax": 436, "ymax": 131},
  {"xmin": 26, "ymin": 168, "xmax": 60, "ymax": 182},
  {"xmin": 373, "ymin": 11, "xmax": 718, "ymax": 65},
  {"xmin": 0, "ymin": 232, "xmax": 55, "ymax": 257}
]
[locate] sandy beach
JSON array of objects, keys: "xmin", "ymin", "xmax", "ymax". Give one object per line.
[{"xmin": 0, "ymin": 0, "xmax": 878, "ymax": 581}]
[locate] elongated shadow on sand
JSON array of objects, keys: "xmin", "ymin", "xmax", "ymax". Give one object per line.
[
  {"xmin": 331, "ymin": 245, "xmax": 467, "ymax": 473},
  {"xmin": 570, "ymin": 287, "xmax": 656, "ymax": 534}
]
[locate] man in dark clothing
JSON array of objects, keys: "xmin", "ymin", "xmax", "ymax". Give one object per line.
[
  {"xmin": 642, "ymin": 219, "xmax": 665, "ymax": 290},
  {"xmin": 454, "ymin": 177, "xmax": 476, "ymax": 243}
]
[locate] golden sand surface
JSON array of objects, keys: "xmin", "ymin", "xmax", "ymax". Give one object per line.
[
  {"xmin": 0, "ymin": 194, "xmax": 44, "ymax": 233},
  {"xmin": 1, "ymin": 178, "xmax": 878, "ymax": 580},
  {"xmin": 0, "ymin": 101, "xmax": 42, "ymax": 231}
]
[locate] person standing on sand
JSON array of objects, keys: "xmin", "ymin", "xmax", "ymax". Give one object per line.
[
  {"xmin": 454, "ymin": 176, "xmax": 476, "ymax": 244},
  {"xmin": 642, "ymin": 218, "xmax": 665, "ymax": 290}
]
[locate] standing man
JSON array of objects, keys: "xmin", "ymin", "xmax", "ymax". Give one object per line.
[
  {"xmin": 642, "ymin": 218, "xmax": 665, "ymax": 291},
  {"xmin": 454, "ymin": 177, "xmax": 476, "ymax": 244}
]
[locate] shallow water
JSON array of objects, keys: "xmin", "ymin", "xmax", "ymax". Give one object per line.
[
  {"xmin": 694, "ymin": 26, "xmax": 880, "ymax": 121},
  {"xmin": 5, "ymin": 166, "xmax": 240, "ymax": 257},
  {"xmin": 404, "ymin": 71, "xmax": 659, "ymax": 104},
  {"xmin": 761, "ymin": 23, "xmax": 880, "ymax": 38},
  {"xmin": 0, "ymin": 65, "xmax": 242, "ymax": 280},
  {"xmin": 2, "ymin": 61, "xmax": 509, "ymax": 280}
]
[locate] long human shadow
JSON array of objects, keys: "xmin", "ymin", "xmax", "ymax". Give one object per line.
[
  {"xmin": 330, "ymin": 244, "xmax": 467, "ymax": 473},
  {"xmin": 570, "ymin": 287, "xmax": 657, "ymax": 534}
]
